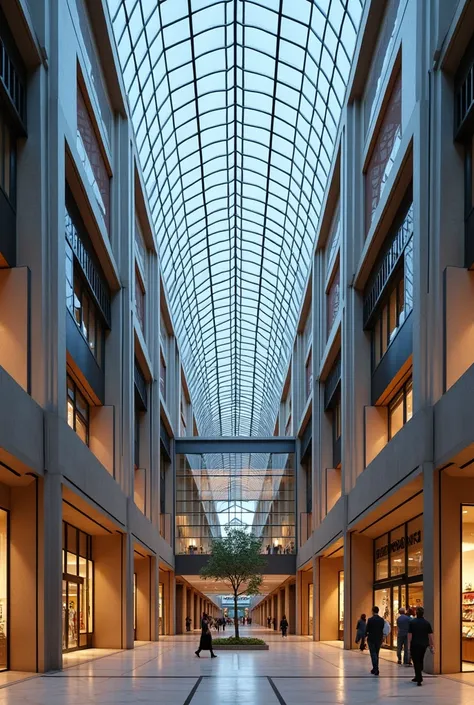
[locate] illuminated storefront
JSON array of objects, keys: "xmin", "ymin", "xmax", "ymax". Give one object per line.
[
  {"xmin": 62, "ymin": 522, "xmax": 94, "ymax": 652},
  {"xmin": 373, "ymin": 516, "xmax": 423, "ymax": 649}
]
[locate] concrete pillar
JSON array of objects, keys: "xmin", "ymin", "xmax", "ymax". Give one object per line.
[
  {"xmin": 346, "ymin": 533, "xmax": 372, "ymax": 650},
  {"xmin": 93, "ymin": 532, "xmax": 132, "ymax": 649},
  {"xmin": 135, "ymin": 554, "xmax": 153, "ymax": 641},
  {"xmin": 41, "ymin": 473, "xmax": 62, "ymax": 672},
  {"xmin": 10, "ymin": 479, "xmax": 52, "ymax": 672}
]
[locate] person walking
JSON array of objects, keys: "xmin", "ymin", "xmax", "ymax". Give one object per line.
[
  {"xmin": 396, "ymin": 608, "xmax": 411, "ymax": 665},
  {"xmin": 408, "ymin": 607, "xmax": 434, "ymax": 686},
  {"xmin": 365, "ymin": 606, "xmax": 385, "ymax": 676},
  {"xmin": 185, "ymin": 616, "xmax": 192, "ymax": 632},
  {"xmin": 267, "ymin": 615, "xmax": 272, "ymax": 629},
  {"xmin": 272, "ymin": 616, "xmax": 277, "ymax": 631},
  {"xmin": 195, "ymin": 613, "xmax": 217, "ymax": 658},
  {"xmin": 280, "ymin": 614, "xmax": 289, "ymax": 638},
  {"xmin": 355, "ymin": 613, "xmax": 367, "ymax": 651}
]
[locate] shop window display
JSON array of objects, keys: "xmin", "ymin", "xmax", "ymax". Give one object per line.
[
  {"xmin": 462, "ymin": 505, "xmax": 474, "ymax": 668},
  {"xmin": 62, "ymin": 522, "xmax": 94, "ymax": 652},
  {"xmin": 373, "ymin": 517, "xmax": 423, "ymax": 650},
  {"xmin": 0, "ymin": 510, "xmax": 8, "ymax": 671}
]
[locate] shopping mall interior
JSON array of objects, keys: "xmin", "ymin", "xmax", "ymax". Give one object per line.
[{"xmin": 1, "ymin": 0, "xmax": 474, "ymax": 702}]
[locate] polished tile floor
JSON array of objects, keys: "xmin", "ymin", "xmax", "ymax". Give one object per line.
[{"xmin": 0, "ymin": 628, "xmax": 473, "ymax": 704}]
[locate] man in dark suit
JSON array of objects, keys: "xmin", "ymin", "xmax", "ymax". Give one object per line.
[{"xmin": 365, "ymin": 606, "xmax": 385, "ymax": 675}]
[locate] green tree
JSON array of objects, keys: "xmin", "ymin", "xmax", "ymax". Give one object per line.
[{"xmin": 200, "ymin": 528, "xmax": 266, "ymax": 638}]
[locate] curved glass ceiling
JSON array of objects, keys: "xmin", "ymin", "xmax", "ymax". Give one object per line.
[{"xmin": 108, "ymin": 0, "xmax": 363, "ymax": 436}]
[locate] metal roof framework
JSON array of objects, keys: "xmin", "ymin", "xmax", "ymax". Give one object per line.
[{"xmin": 108, "ymin": 0, "xmax": 363, "ymax": 436}]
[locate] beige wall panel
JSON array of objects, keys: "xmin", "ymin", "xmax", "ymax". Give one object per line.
[
  {"xmin": 0, "ymin": 267, "xmax": 29, "ymax": 391},
  {"xmin": 319, "ymin": 556, "xmax": 343, "ymax": 641},
  {"xmin": 89, "ymin": 406, "xmax": 115, "ymax": 476},
  {"xmin": 93, "ymin": 534, "xmax": 124, "ymax": 648},
  {"xmin": 444, "ymin": 268, "xmax": 474, "ymax": 392},
  {"xmin": 135, "ymin": 556, "xmax": 151, "ymax": 641},
  {"xmin": 10, "ymin": 482, "xmax": 37, "ymax": 671},
  {"xmin": 365, "ymin": 406, "xmax": 388, "ymax": 467}
]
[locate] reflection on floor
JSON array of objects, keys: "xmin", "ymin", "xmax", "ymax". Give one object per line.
[
  {"xmin": 62, "ymin": 647, "xmax": 124, "ymax": 670},
  {"xmin": 0, "ymin": 671, "xmax": 36, "ymax": 690},
  {"xmin": 0, "ymin": 628, "xmax": 472, "ymax": 703}
]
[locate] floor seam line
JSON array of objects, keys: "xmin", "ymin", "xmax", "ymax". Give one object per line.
[
  {"xmin": 267, "ymin": 676, "xmax": 287, "ymax": 705},
  {"xmin": 183, "ymin": 675, "xmax": 203, "ymax": 705}
]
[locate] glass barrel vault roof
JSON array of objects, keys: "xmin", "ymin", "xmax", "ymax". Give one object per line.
[{"xmin": 108, "ymin": 0, "xmax": 363, "ymax": 436}]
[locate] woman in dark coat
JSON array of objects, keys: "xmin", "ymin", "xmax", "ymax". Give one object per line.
[
  {"xmin": 280, "ymin": 614, "xmax": 289, "ymax": 638},
  {"xmin": 195, "ymin": 613, "xmax": 217, "ymax": 658}
]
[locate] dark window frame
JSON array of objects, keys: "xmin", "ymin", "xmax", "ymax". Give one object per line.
[
  {"xmin": 0, "ymin": 107, "xmax": 16, "ymax": 208},
  {"xmin": 67, "ymin": 374, "xmax": 90, "ymax": 445},
  {"xmin": 67, "ymin": 242, "xmax": 105, "ymax": 368},
  {"xmin": 388, "ymin": 378, "xmax": 413, "ymax": 440}
]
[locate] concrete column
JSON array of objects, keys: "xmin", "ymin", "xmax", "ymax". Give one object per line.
[
  {"xmin": 346, "ymin": 532, "xmax": 372, "ymax": 650},
  {"xmin": 312, "ymin": 555, "xmax": 318, "ymax": 641},
  {"xmin": 41, "ymin": 473, "xmax": 62, "ymax": 672},
  {"xmin": 135, "ymin": 554, "xmax": 153, "ymax": 641},
  {"xmin": 93, "ymin": 532, "xmax": 133, "ymax": 649},
  {"xmin": 422, "ymin": 463, "xmax": 439, "ymax": 674}
]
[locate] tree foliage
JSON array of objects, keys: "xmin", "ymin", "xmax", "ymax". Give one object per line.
[{"xmin": 200, "ymin": 528, "xmax": 266, "ymax": 637}]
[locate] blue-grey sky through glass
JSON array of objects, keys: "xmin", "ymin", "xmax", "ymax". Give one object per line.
[{"xmin": 108, "ymin": 0, "xmax": 363, "ymax": 437}]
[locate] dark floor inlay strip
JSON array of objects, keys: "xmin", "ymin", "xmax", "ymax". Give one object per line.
[
  {"xmin": 183, "ymin": 676, "xmax": 203, "ymax": 705},
  {"xmin": 267, "ymin": 676, "xmax": 287, "ymax": 705}
]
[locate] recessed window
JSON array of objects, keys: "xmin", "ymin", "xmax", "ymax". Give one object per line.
[
  {"xmin": 76, "ymin": 85, "xmax": 110, "ymax": 233},
  {"xmin": 0, "ymin": 109, "xmax": 16, "ymax": 206},
  {"xmin": 135, "ymin": 265, "xmax": 145, "ymax": 334},
  {"xmin": 326, "ymin": 266, "xmax": 340, "ymax": 338},
  {"xmin": 305, "ymin": 350, "xmax": 312, "ymax": 400},
  {"xmin": 67, "ymin": 375, "xmax": 90, "ymax": 444},
  {"xmin": 66, "ymin": 242, "xmax": 105, "ymax": 367},
  {"xmin": 388, "ymin": 379, "xmax": 413, "ymax": 440},
  {"xmin": 365, "ymin": 71, "xmax": 402, "ymax": 234}
]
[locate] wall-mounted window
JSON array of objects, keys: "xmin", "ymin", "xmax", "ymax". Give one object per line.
[
  {"xmin": 365, "ymin": 201, "xmax": 414, "ymax": 369},
  {"xmin": 363, "ymin": 0, "xmax": 402, "ymax": 134},
  {"xmin": 160, "ymin": 352, "xmax": 167, "ymax": 400},
  {"xmin": 66, "ymin": 241, "xmax": 105, "ymax": 366},
  {"xmin": 326, "ymin": 203, "xmax": 340, "ymax": 275},
  {"xmin": 365, "ymin": 71, "xmax": 402, "ymax": 234},
  {"xmin": 76, "ymin": 85, "xmax": 110, "ymax": 234},
  {"xmin": 67, "ymin": 374, "xmax": 89, "ymax": 444},
  {"xmin": 135, "ymin": 266, "xmax": 145, "ymax": 334},
  {"xmin": 372, "ymin": 274, "xmax": 405, "ymax": 368},
  {"xmin": 326, "ymin": 266, "xmax": 340, "ymax": 338},
  {"xmin": 305, "ymin": 350, "xmax": 312, "ymax": 400},
  {"xmin": 388, "ymin": 378, "xmax": 413, "ymax": 439},
  {"xmin": 0, "ymin": 109, "xmax": 16, "ymax": 207}
]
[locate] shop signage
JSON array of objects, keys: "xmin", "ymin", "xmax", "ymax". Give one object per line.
[{"xmin": 375, "ymin": 530, "xmax": 421, "ymax": 561}]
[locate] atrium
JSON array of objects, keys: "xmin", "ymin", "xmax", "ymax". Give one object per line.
[{"xmin": 1, "ymin": 0, "xmax": 474, "ymax": 703}]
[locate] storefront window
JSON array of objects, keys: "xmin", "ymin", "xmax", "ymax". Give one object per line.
[
  {"xmin": 462, "ymin": 505, "xmax": 474, "ymax": 667},
  {"xmin": 407, "ymin": 516, "xmax": 423, "ymax": 576},
  {"xmin": 159, "ymin": 583, "xmax": 164, "ymax": 635},
  {"xmin": 338, "ymin": 571, "xmax": 344, "ymax": 640},
  {"xmin": 390, "ymin": 524, "xmax": 406, "ymax": 576},
  {"xmin": 62, "ymin": 522, "xmax": 94, "ymax": 652},
  {"xmin": 0, "ymin": 510, "xmax": 8, "ymax": 671},
  {"xmin": 375, "ymin": 534, "xmax": 389, "ymax": 580}
]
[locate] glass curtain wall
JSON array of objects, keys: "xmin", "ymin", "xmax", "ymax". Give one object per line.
[{"xmin": 176, "ymin": 452, "xmax": 295, "ymax": 554}]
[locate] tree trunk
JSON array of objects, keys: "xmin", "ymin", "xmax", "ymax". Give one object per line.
[{"xmin": 234, "ymin": 592, "xmax": 239, "ymax": 639}]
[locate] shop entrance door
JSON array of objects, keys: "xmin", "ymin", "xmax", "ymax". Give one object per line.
[{"xmin": 62, "ymin": 576, "xmax": 83, "ymax": 652}]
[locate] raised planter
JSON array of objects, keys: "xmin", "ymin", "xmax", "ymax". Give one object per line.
[{"xmin": 212, "ymin": 644, "xmax": 269, "ymax": 650}]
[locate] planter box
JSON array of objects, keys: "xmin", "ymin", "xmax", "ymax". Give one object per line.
[{"xmin": 212, "ymin": 644, "xmax": 269, "ymax": 650}]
